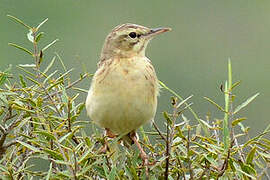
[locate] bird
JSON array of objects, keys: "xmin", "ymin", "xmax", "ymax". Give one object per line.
[{"xmin": 86, "ymin": 23, "xmax": 171, "ymax": 165}]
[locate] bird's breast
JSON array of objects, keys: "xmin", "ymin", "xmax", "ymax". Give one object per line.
[{"xmin": 86, "ymin": 56, "xmax": 159, "ymax": 134}]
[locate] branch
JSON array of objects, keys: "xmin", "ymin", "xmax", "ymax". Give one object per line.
[
  {"xmin": 44, "ymin": 73, "xmax": 89, "ymax": 100},
  {"xmin": 152, "ymin": 121, "xmax": 166, "ymax": 141}
]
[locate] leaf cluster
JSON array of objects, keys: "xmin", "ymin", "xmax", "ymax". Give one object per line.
[{"xmin": 0, "ymin": 16, "xmax": 269, "ymax": 180}]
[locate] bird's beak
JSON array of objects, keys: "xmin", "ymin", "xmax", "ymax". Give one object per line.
[{"xmin": 145, "ymin": 27, "xmax": 171, "ymax": 37}]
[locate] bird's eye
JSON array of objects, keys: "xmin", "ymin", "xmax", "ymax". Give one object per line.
[{"xmin": 129, "ymin": 32, "xmax": 137, "ymax": 38}]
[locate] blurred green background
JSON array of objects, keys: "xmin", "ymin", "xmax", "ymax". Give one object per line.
[{"xmin": 0, "ymin": 1, "xmax": 269, "ymax": 138}]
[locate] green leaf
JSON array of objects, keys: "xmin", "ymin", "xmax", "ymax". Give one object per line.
[
  {"xmin": 158, "ymin": 80, "xmax": 207, "ymax": 135},
  {"xmin": 33, "ymin": 130, "xmax": 56, "ymax": 140},
  {"xmin": 204, "ymin": 96, "xmax": 226, "ymax": 112},
  {"xmin": 163, "ymin": 111, "xmax": 172, "ymax": 125},
  {"xmin": 18, "ymin": 64, "xmax": 36, "ymax": 68},
  {"xmin": 176, "ymin": 95, "xmax": 193, "ymax": 108},
  {"xmin": 108, "ymin": 166, "xmax": 117, "ymax": 180},
  {"xmin": 232, "ymin": 117, "xmax": 247, "ymax": 127},
  {"xmin": 258, "ymin": 151, "xmax": 270, "ymax": 159},
  {"xmin": 7, "ymin": 14, "xmax": 32, "ymax": 29},
  {"xmin": 78, "ymin": 149, "xmax": 92, "ymax": 164},
  {"xmin": 72, "ymin": 87, "xmax": 88, "ymax": 93},
  {"xmin": 43, "ymin": 148, "xmax": 64, "ymax": 160},
  {"xmin": 17, "ymin": 65, "xmax": 36, "ymax": 77},
  {"xmin": 19, "ymin": 75, "xmax": 26, "ymax": 88},
  {"xmin": 56, "ymin": 52, "xmax": 67, "ymax": 71},
  {"xmin": 246, "ymin": 146, "xmax": 256, "ymax": 165},
  {"xmin": 55, "ymin": 69, "xmax": 73, "ymax": 82},
  {"xmin": 0, "ymin": 164, "xmax": 8, "ymax": 172},
  {"xmin": 46, "ymin": 162, "xmax": 52, "ymax": 180},
  {"xmin": 17, "ymin": 140, "xmax": 40, "ymax": 152},
  {"xmin": 59, "ymin": 132, "xmax": 72, "ymax": 143},
  {"xmin": 51, "ymin": 159, "xmax": 72, "ymax": 166},
  {"xmin": 0, "ymin": 64, "xmax": 12, "ymax": 86},
  {"xmin": 223, "ymin": 81, "xmax": 230, "ymax": 150},
  {"xmin": 36, "ymin": 18, "xmax": 48, "ymax": 30},
  {"xmin": 243, "ymin": 131, "xmax": 270, "ymax": 148},
  {"xmin": 12, "ymin": 105, "xmax": 35, "ymax": 113},
  {"xmin": 234, "ymin": 93, "xmax": 260, "ymax": 114},
  {"xmin": 8, "ymin": 43, "xmax": 33, "ymax": 56},
  {"xmin": 35, "ymin": 32, "xmax": 44, "ymax": 43},
  {"xmin": 42, "ymin": 39, "xmax": 59, "ymax": 52},
  {"xmin": 231, "ymin": 80, "xmax": 241, "ymax": 90},
  {"xmin": 47, "ymin": 79, "xmax": 63, "ymax": 91},
  {"xmin": 43, "ymin": 56, "xmax": 56, "ymax": 74},
  {"xmin": 25, "ymin": 76, "xmax": 41, "ymax": 86}
]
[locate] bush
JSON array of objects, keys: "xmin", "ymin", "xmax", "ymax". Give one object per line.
[{"xmin": 0, "ymin": 16, "xmax": 269, "ymax": 180}]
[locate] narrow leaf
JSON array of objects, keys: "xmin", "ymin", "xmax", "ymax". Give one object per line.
[
  {"xmin": 46, "ymin": 162, "xmax": 52, "ymax": 180},
  {"xmin": 17, "ymin": 65, "xmax": 36, "ymax": 77},
  {"xmin": 42, "ymin": 39, "xmax": 59, "ymax": 52},
  {"xmin": 17, "ymin": 140, "xmax": 40, "ymax": 152},
  {"xmin": 232, "ymin": 117, "xmax": 247, "ymax": 127},
  {"xmin": 33, "ymin": 130, "xmax": 56, "ymax": 140},
  {"xmin": 35, "ymin": 32, "xmax": 44, "ymax": 43},
  {"xmin": 7, "ymin": 14, "xmax": 32, "ymax": 29},
  {"xmin": 36, "ymin": 18, "xmax": 48, "ymax": 30},
  {"xmin": 56, "ymin": 52, "xmax": 67, "ymax": 71},
  {"xmin": 19, "ymin": 75, "xmax": 27, "ymax": 88},
  {"xmin": 59, "ymin": 132, "xmax": 72, "ymax": 143},
  {"xmin": 18, "ymin": 64, "xmax": 36, "ymax": 68},
  {"xmin": 43, "ymin": 148, "xmax": 64, "ymax": 160},
  {"xmin": 0, "ymin": 65, "xmax": 12, "ymax": 86},
  {"xmin": 204, "ymin": 96, "xmax": 226, "ymax": 112},
  {"xmin": 231, "ymin": 80, "xmax": 241, "ymax": 90},
  {"xmin": 223, "ymin": 81, "xmax": 230, "ymax": 150},
  {"xmin": 246, "ymin": 146, "xmax": 256, "ymax": 165},
  {"xmin": 8, "ymin": 43, "xmax": 33, "ymax": 56},
  {"xmin": 25, "ymin": 76, "xmax": 40, "ymax": 86},
  {"xmin": 43, "ymin": 56, "xmax": 56, "ymax": 74},
  {"xmin": 234, "ymin": 93, "xmax": 260, "ymax": 114},
  {"xmin": 176, "ymin": 95, "xmax": 193, "ymax": 108}
]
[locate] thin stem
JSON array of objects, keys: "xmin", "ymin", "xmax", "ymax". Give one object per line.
[
  {"xmin": 44, "ymin": 73, "xmax": 89, "ymax": 100},
  {"xmin": 187, "ymin": 127, "xmax": 194, "ymax": 179},
  {"xmin": 152, "ymin": 121, "xmax": 166, "ymax": 141}
]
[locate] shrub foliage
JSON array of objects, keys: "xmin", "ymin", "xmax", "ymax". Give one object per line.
[{"xmin": 0, "ymin": 16, "xmax": 269, "ymax": 180}]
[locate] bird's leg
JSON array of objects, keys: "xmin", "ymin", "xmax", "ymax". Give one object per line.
[
  {"xmin": 129, "ymin": 131, "xmax": 148, "ymax": 166},
  {"xmin": 99, "ymin": 128, "xmax": 116, "ymax": 153},
  {"xmin": 106, "ymin": 128, "xmax": 116, "ymax": 138}
]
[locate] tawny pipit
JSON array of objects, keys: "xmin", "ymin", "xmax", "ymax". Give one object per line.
[{"xmin": 86, "ymin": 23, "xmax": 171, "ymax": 163}]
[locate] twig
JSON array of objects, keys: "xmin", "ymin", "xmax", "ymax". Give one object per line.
[
  {"xmin": 53, "ymin": 132, "xmax": 76, "ymax": 180},
  {"xmin": 258, "ymin": 163, "xmax": 270, "ymax": 179},
  {"xmin": 164, "ymin": 114, "xmax": 170, "ymax": 180},
  {"xmin": 7, "ymin": 112, "xmax": 25, "ymax": 133},
  {"xmin": 176, "ymin": 151, "xmax": 186, "ymax": 180},
  {"xmin": 42, "ymin": 85, "xmax": 62, "ymax": 116},
  {"xmin": 0, "ymin": 124, "xmax": 6, "ymax": 134},
  {"xmin": 217, "ymin": 140, "xmax": 232, "ymax": 178},
  {"xmin": 165, "ymin": 98, "xmax": 179, "ymax": 180},
  {"xmin": 73, "ymin": 150, "xmax": 78, "ymax": 180},
  {"xmin": 187, "ymin": 127, "xmax": 194, "ymax": 179},
  {"xmin": 152, "ymin": 121, "xmax": 166, "ymax": 141},
  {"xmin": 44, "ymin": 73, "xmax": 89, "ymax": 100}
]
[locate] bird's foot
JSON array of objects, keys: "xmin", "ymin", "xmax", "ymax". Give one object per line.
[
  {"xmin": 105, "ymin": 128, "xmax": 116, "ymax": 138},
  {"xmin": 129, "ymin": 131, "xmax": 150, "ymax": 175},
  {"xmin": 98, "ymin": 142, "xmax": 108, "ymax": 154},
  {"xmin": 98, "ymin": 128, "xmax": 117, "ymax": 154}
]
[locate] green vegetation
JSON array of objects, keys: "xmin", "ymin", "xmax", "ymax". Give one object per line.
[{"xmin": 0, "ymin": 16, "xmax": 269, "ymax": 180}]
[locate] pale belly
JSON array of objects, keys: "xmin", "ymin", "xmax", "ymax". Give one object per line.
[{"xmin": 86, "ymin": 58, "xmax": 158, "ymax": 135}]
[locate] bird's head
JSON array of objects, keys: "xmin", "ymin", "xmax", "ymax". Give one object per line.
[{"xmin": 101, "ymin": 23, "xmax": 171, "ymax": 59}]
